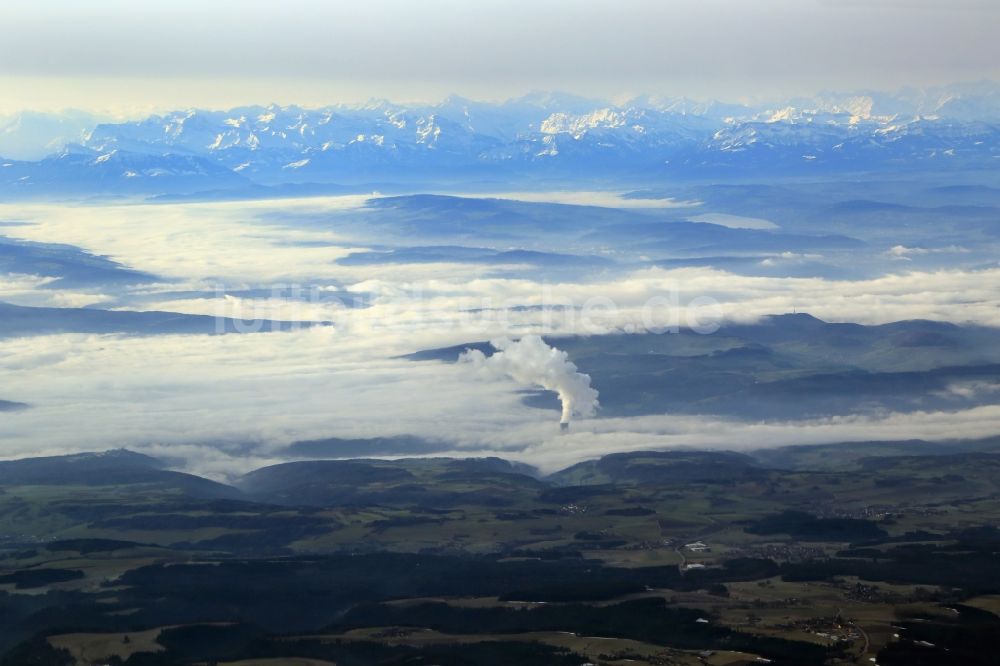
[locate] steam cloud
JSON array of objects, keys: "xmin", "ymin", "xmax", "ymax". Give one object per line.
[{"xmin": 460, "ymin": 335, "xmax": 599, "ymax": 424}]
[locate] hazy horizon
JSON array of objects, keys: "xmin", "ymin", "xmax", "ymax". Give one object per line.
[
  {"xmin": 1, "ymin": 79, "xmax": 998, "ymax": 125},
  {"xmin": 1, "ymin": 0, "xmax": 998, "ymax": 115}
]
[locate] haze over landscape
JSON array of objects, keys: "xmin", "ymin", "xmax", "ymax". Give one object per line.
[
  {"xmin": 3, "ymin": 81, "xmax": 1000, "ymax": 475},
  {"xmin": 2, "ymin": 0, "xmax": 998, "ymax": 113},
  {"xmin": 1, "ymin": 2, "xmax": 1000, "ymax": 665}
]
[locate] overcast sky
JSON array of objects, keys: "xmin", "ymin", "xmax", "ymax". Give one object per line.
[{"xmin": 0, "ymin": 0, "xmax": 997, "ymax": 114}]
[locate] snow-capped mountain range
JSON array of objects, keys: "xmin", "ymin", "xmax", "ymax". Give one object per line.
[{"xmin": 2, "ymin": 83, "xmax": 998, "ymax": 197}]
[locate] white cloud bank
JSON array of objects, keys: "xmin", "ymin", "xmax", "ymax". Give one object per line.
[{"xmin": 2, "ymin": 195, "xmax": 1000, "ymax": 476}]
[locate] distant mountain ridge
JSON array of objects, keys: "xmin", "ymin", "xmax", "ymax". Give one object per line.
[
  {"xmin": 2, "ymin": 83, "xmax": 999, "ymax": 197},
  {"xmin": 7, "ymin": 435, "xmax": 1000, "ymax": 500},
  {"xmin": 0, "ymin": 302, "xmax": 331, "ymax": 337},
  {"xmin": 408, "ymin": 314, "xmax": 1000, "ymax": 420},
  {"xmin": 0, "ymin": 449, "xmax": 237, "ymax": 498}
]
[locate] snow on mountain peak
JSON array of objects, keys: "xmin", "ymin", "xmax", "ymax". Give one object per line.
[
  {"xmin": 93, "ymin": 150, "xmax": 117, "ymax": 164},
  {"xmin": 766, "ymin": 107, "xmax": 799, "ymax": 123},
  {"xmin": 540, "ymin": 109, "xmax": 628, "ymax": 137},
  {"xmin": 0, "ymin": 84, "xmax": 997, "ymax": 194}
]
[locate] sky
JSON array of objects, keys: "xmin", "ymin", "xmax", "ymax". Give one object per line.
[{"xmin": 0, "ymin": 0, "xmax": 998, "ymax": 114}]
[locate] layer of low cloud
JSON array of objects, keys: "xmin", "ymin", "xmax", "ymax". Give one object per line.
[
  {"xmin": 3, "ymin": 195, "xmax": 1000, "ymax": 477},
  {"xmin": 5, "ymin": 325, "xmax": 1000, "ymax": 478}
]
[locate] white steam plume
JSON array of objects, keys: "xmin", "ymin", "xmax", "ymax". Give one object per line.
[{"xmin": 460, "ymin": 335, "xmax": 599, "ymax": 424}]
